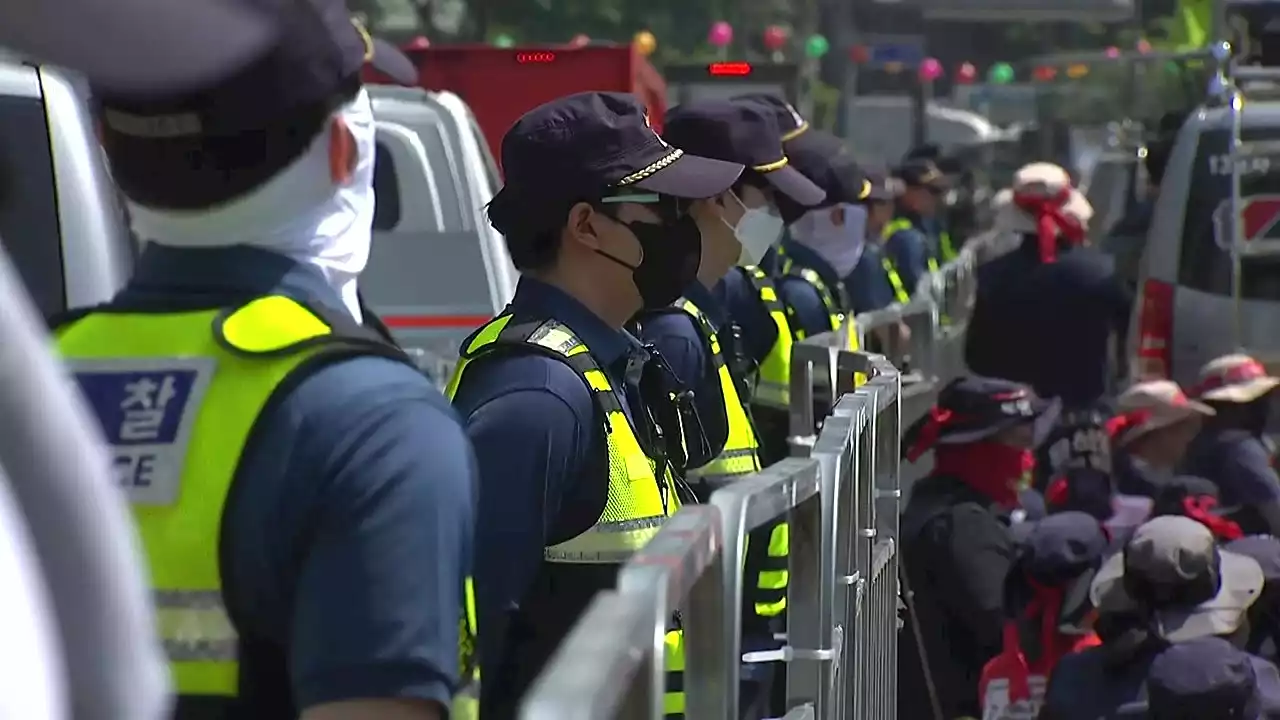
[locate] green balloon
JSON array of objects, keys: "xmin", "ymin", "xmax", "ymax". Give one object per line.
[
  {"xmin": 493, "ymin": 33, "xmax": 515, "ymax": 48},
  {"xmin": 988, "ymin": 62, "xmax": 1015, "ymax": 84},
  {"xmin": 804, "ymin": 34, "xmax": 829, "ymax": 58}
]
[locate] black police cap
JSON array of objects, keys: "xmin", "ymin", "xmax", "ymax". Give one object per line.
[
  {"xmin": 3, "ymin": 0, "xmax": 276, "ymax": 94},
  {"xmin": 730, "ymin": 93, "xmax": 809, "ymax": 142},
  {"xmin": 861, "ymin": 166, "xmax": 896, "ymax": 202},
  {"xmin": 786, "ymin": 129, "xmax": 869, "ymax": 206},
  {"xmin": 897, "ymin": 158, "xmax": 949, "ymax": 190},
  {"xmin": 94, "ymin": 2, "xmax": 419, "ymax": 210},
  {"xmin": 488, "ymin": 92, "xmax": 743, "ymax": 235},
  {"xmin": 664, "ymin": 100, "xmax": 825, "ymax": 207}
]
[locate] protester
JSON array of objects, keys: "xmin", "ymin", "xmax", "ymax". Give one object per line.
[
  {"xmin": 1184, "ymin": 354, "xmax": 1280, "ymax": 536},
  {"xmin": 978, "ymin": 512, "xmax": 1108, "ymax": 719},
  {"xmin": 1041, "ymin": 516, "xmax": 1265, "ymax": 718},
  {"xmin": 965, "ymin": 162, "xmax": 1127, "ymax": 409},
  {"xmin": 1114, "ymin": 636, "xmax": 1280, "ymax": 719},
  {"xmin": 898, "ymin": 376, "xmax": 1058, "ymax": 719},
  {"xmin": 1110, "ymin": 380, "xmax": 1216, "ymax": 497},
  {"xmin": 1228, "ymin": 536, "xmax": 1280, "ymax": 660}
]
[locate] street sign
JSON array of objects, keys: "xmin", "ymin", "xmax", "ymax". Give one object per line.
[{"xmin": 918, "ymin": 0, "xmax": 1133, "ymax": 22}]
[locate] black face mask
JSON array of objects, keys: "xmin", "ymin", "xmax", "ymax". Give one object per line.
[{"xmin": 597, "ymin": 213, "xmax": 703, "ymax": 310}]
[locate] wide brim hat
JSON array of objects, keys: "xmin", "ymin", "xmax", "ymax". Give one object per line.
[
  {"xmin": 993, "ymin": 162, "xmax": 1093, "ymax": 236},
  {"xmin": 1091, "ymin": 548, "xmax": 1264, "ymax": 642},
  {"xmin": 1111, "ymin": 380, "xmax": 1216, "ymax": 449},
  {"xmin": 1194, "ymin": 354, "xmax": 1280, "ymax": 403}
]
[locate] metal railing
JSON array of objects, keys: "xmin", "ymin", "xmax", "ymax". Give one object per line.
[{"xmin": 518, "ymin": 251, "xmax": 978, "ymax": 719}]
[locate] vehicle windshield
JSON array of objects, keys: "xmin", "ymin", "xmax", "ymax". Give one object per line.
[
  {"xmin": 1178, "ymin": 125, "xmax": 1280, "ymax": 300},
  {"xmin": 0, "ymin": 94, "xmax": 62, "ymax": 317}
]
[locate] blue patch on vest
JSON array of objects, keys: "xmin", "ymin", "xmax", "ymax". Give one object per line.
[{"xmin": 69, "ymin": 358, "xmax": 216, "ymax": 505}]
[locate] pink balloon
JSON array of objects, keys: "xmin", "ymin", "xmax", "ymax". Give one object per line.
[
  {"xmin": 708, "ymin": 21, "xmax": 733, "ymax": 48},
  {"xmin": 1105, "ymin": 46, "xmax": 1121, "ymax": 59},
  {"xmin": 918, "ymin": 57, "xmax": 943, "ymax": 82}
]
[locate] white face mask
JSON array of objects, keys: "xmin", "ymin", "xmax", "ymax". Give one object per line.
[
  {"xmin": 733, "ymin": 203, "xmax": 785, "ymax": 265},
  {"xmin": 789, "ymin": 203, "xmax": 869, "ymax": 277}
]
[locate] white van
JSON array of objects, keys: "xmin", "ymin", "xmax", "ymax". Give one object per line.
[
  {"xmin": 1130, "ymin": 99, "xmax": 1280, "ymax": 386},
  {"xmin": 0, "ymin": 61, "xmax": 134, "ymax": 317},
  {"xmin": 366, "ymin": 86, "xmax": 515, "ymax": 381}
]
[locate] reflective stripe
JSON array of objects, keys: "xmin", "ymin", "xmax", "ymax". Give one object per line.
[
  {"xmin": 542, "ymin": 516, "xmax": 668, "ymax": 563},
  {"xmin": 155, "ymin": 589, "xmax": 237, "ymax": 662},
  {"xmin": 664, "ymin": 629, "xmax": 685, "ymax": 717},
  {"xmin": 743, "ymin": 267, "xmax": 793, "ymax": 409},
  {"xmin": 882, "ymin": 256, "xmax": 910, "ymax": 304},
  {"xmin": 752, "ymin": 521, "xmax": 791, "ymax": 617},
  {"xmin": 940, "ymin": 231, "xmax": 956, "ymax": 261}
]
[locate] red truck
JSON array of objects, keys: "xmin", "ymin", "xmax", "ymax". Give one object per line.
[{"xmin": 372, "ymin": 43, "xmax": 668, "ymax": 170}]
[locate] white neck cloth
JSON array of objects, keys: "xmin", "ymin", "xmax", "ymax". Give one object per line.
[{"xmin": 128, "ymin": 89, "xmax": 377, "ymax": 322}]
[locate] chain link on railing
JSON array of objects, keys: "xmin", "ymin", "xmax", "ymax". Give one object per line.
[{"xmin": 518, "ymin": 250, "xmax": 978, "ymax": 720}]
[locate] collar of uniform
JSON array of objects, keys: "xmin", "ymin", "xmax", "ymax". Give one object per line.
[
  {"xmin": 118, "ymin": 243, "xmax": 349, "ymax": 315},
  {"xmin": 893, "ymin": 206, "xmax": 923, "ymax": 227},
  {"xmin": 780, "ymin": 238, "xmax": 843, "ymax": 295},
  {"xmin": 509, "ymin": 276, "xmax": 631, "ymax": 370},
  {"xmin": 682, "ymin": 281, "xmax": 724, "ymax": 331}
]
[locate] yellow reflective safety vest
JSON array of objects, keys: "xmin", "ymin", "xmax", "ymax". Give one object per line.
[
  {"xmin": 676, "ymin": 299, "xmax": 789, "ymax": 623},
  {"xmin": 884, "ymin": 215, "xmax": 940, "ymax": 275},
  {"xmin": 444, "ymin": 313, "xmax": 688, "ymax": 717},
  {"xmin": 742, "ymin": 266, "xmax": 794, "ymax": 409},
  {"xmin": 678, "ymin": 298, "xmax": 761, "ymax": 485},
  {"xmin": 54, "ymin": 295, "xmax": 479, "ymax": 711}
]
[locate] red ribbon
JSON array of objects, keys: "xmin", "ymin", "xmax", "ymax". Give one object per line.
[
  {"xmin": 1104, "ymin": 409, "xmax": 1153, "ymax": 442},
  {"xmin": 1193, "ymin": 359, "xmax": 1268, "ymax": 397},
  {"xmin": 991, "ymin": 579, "xmax": 1066, "ymax": 703},
  {"xmin": 1013, "ymin": 188, "xmax": 1086, "ymax": 263},
  {"xmin": 1182, "ymin": 495, "xmax": 1243, "ymax": 541},
  {"xmin": 906, "ymin": 406, "xmax": 953, "ymax": 462},
  {"xmin": 1045, "ymin": 476, "xmax": 1070, "ymax": 507}
]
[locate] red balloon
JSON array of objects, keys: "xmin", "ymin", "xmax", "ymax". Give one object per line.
[
  {"xmin": 956, "ymin": 62, "xmax": 977, "ymax": 84},
  {"xmin": 763, "ymin": 25, "xmax": 787, "ymax": 52},
  {"xmin": 849, "ymin": 45, "xmax": 870, "ymax": 64}
]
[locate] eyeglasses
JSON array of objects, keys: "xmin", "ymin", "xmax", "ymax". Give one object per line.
[{"xmin": 599, "ymin": 191, "xmax": 693, "ymax": 225}]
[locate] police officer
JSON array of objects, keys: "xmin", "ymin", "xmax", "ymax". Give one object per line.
[
  {"xmin": 899, "ymin": 376, "xmax": 1057, "ymax": 719},
  {"xmin": 853, "ymin": 167, "xmax": 909, "ymax": 310},
  {"xmin": 640, "ymin": 99, "xmax": 827, "ymax": 718},
  {"xmin": 729, "ymin": 95, "xmax": 853, "ymax": 335},
  {"xmin": 55, "ymin": 9, "xmax": 476, "ymax": 720},
  {"xmin": 771, "ymin": 129, "xmax": 871, "ymax": 336},
  {"xmin": 446, "ymin": 91, "xmax": 745, "ymax": 719},
  {"xmin": 884, "ymin": 158, "xmax": 949, "ymax": 293}
]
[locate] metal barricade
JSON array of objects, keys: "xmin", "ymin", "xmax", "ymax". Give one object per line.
[{"xmin": 518, "ymin": 252, "xmax": 983, "ymax": 719}]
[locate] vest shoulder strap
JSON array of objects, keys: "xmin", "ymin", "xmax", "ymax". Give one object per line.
[
  {"xmin": 463, "ymin": 315, "xmax": 623, "ymax": 414},
  {"xmin": 214, "ymin": 295, "xmax": 411, "ymax": 364}
]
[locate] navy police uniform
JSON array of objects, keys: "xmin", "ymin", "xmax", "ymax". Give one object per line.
[
  {"xmin": 449, "ymin": 91, "xmax": 744, "ymax": 719},
  {"xmin": 637, "ymin": 100, "xmax": 826, "ymax": 470},
  {"xmin": 884, "ymin": 159, "xmax": 948, "ymax": 294},
  {"xmin": 849, "ymin": 168, "xmax": 902, "ymax": 312},
  {"xmin": 62, "ymin": 8, "xmax": 474, "ymax": 718},
  {"xmin": 638, "ymin": 98, "xmax": 827, "ymax": 718}
]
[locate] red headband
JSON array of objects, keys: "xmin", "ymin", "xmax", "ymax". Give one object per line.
[
  {"xmin": 1013, "ymin": 187, "xmax": 1085, "ymax": 263},
  {"xmin": 906, "ymin": 406, "xmax": 953, "ymax": 462}
]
